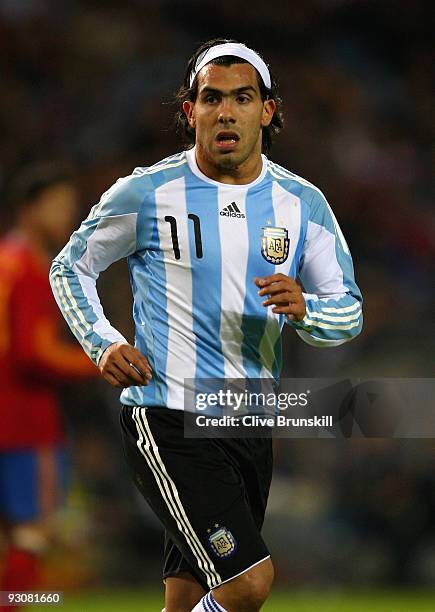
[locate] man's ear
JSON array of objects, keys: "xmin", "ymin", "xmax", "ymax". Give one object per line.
[
  {"xmin": 261, "ymin": 98, "xmax": 276, "ymax": 128},
  {"xmin": 183, "ymin": 100, "xmax": 196, "ymax": 128}
]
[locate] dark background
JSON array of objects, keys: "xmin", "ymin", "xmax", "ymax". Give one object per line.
[{"xmin": 0, "ymin": 0, "xmax": 434, "ymax": 595}]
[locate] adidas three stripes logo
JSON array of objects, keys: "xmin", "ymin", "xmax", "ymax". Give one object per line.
[{"xmin": 219, "ymin": 202, "xmax": 245, "ymax": 218}]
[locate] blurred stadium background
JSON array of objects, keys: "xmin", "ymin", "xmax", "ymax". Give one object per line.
[{"xmin": 0, "ymin": 0, "xmax": 433, "ymax": 609}]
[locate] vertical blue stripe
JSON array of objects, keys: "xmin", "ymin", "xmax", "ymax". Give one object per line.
[
  {"xmin": 121, "ymin": 191, "xmax": 170, "ymax": 407},
  {"xmin": 241, "ymin": 180, "xmax": 276, "ymax": 378},
  {"xmin": 185, "ymin": 174, "xmax": 225, "ymax": 381}
]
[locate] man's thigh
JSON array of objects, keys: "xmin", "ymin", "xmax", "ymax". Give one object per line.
[{"xmin": 120, "ymin": 406, "xmax": 272, "ymax": 591}]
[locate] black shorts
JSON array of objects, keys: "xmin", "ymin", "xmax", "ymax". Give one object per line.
[{"xmin": 120, "ymin": 405, "xmax": 273, "ymax": 590}]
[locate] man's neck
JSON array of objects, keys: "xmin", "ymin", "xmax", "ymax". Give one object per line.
[{"xmin": 195, "ymin": 146, "xmax": 263, "ymax": 185}]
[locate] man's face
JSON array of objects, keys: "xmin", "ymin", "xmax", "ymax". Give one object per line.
[{"xmin": 183, "ymin": 63, "xmax": 276, "ymax": 172}]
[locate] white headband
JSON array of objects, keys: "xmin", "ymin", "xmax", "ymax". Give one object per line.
[{"xmin": 189, "ymin": 42, "xmax": 271, "ymax": 90}]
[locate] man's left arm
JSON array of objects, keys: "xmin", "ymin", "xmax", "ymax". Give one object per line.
[{"xmin": 257, "ymin": 189, "xmax": 363, "ymax": 347}]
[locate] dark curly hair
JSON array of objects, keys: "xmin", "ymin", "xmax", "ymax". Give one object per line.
[{"xmin": 174, "ymin": 38, "xmax": 284, "ymax": 155}]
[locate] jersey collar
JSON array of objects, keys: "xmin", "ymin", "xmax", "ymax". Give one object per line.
[{"xmin": 185, "ymin": 146, "xmax": 267, "ymax": 188}]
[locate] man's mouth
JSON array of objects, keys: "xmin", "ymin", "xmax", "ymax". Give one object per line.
[{"xmin": 215, "ymin": 131, "xmax": 240, "ymax": 150}]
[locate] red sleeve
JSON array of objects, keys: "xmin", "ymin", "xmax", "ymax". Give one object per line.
[{"xmin": 10, "ymin": 265, "xmax": 98, "ymax": 382}]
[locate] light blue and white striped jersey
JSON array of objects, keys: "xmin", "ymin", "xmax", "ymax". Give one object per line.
[{"xmin": 50, "ymin": 148, "xmax": 363, "ymax": 410}]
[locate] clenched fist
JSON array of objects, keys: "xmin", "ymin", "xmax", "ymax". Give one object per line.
[
  {"xmin": 255, "ymin": 273, "xmax": 306, "ymax": 321},
  {"xmin": 99, "ymin": 342, "xmax": 152, "ymax": 388}
]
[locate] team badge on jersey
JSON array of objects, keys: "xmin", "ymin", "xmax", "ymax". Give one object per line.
[
  {"xmin": 207, "ymin": 524, "xmax": 237, "ymax": 558},
  {"xmin": 261, "ymin": 226, "xmax": 290, "ymax": 264}
]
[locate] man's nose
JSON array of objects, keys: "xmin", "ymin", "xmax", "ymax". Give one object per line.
[{"xmin": 218, "ymin": 99, "xmax": 236, "ymax": 124}]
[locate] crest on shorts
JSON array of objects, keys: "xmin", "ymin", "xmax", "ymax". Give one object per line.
[
  {"xmin": 261, "ymin": 226, "xmax": 289, "ymax": 264},
  {"xmin": 207, "ymin": 524, "xmax": 237, "ymax": 558}
]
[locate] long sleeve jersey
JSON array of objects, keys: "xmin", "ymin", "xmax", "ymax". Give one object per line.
[{"xmin": 50, "ymin": 148, "xmax": 363, "ymax": 410}]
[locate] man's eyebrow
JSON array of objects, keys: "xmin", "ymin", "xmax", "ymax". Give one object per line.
[{"xmin": 199, "ymin": 85, "xmax": 257, "ymax": 95}]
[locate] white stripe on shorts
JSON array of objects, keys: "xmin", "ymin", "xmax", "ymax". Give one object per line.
[{"xmin": 131, "ymin": 407, "xmax": 221, "ymax": 588}]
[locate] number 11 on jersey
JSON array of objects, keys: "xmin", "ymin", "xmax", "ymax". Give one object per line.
[{"xmin": 164, "ymin": 215, "xmax": 203, "ymax": 260}]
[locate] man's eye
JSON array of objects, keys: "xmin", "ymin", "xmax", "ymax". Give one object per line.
[
  {"xmin": 205, "ymin": 96, "xmax": 217, "ymax": 104},
  {"xmin": 237, "ymin": 95, "xmax": 250, "ymax": 103}
]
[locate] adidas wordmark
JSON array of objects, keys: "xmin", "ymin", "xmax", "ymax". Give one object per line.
[{"xmin": 219, "ymin": 202, "xmax": 245, "ymax": 218}]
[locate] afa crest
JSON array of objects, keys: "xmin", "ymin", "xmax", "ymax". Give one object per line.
[
  {"xmin": 261, "ymin": 226, "xmax": 289, "ymax": 264},
  {"xmin": 207, "ymin": 525, "xmax": 237, "ymax": 558}
]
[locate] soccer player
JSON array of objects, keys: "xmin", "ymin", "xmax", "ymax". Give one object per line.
[
  {"xmin": 0, "ymin": 164, "xmax": 97, "ymax": 609},
  {"xmin": 50, "ymin": 39, "xmax": 363, "ymax": 612}
]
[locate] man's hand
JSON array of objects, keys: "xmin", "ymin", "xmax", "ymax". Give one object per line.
[
  {"xmin": 98, "ymin": 342, "xmax": 152, "ymax": 388},
  {"xmin": 255, "ymin": 274, "xmax": 306, "ymax": 322}
]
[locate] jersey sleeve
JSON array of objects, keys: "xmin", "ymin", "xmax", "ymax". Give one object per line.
[
  {"xmin": 287, "ymin": 189, "xmax": 363, "ymax": 347},
  {"xmin": 49, "ymin": 173, "xmax": 145, "ymax": 365}
]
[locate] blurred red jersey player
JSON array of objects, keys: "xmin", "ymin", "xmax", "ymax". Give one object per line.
[{"xmin": 0, "ymin": 163, "xmax": 97, "ymax": 608}]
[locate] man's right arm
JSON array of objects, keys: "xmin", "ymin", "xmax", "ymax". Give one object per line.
[{"xmin": 49, "ymin": 172, "xmax": 151, "ymax": 386}]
